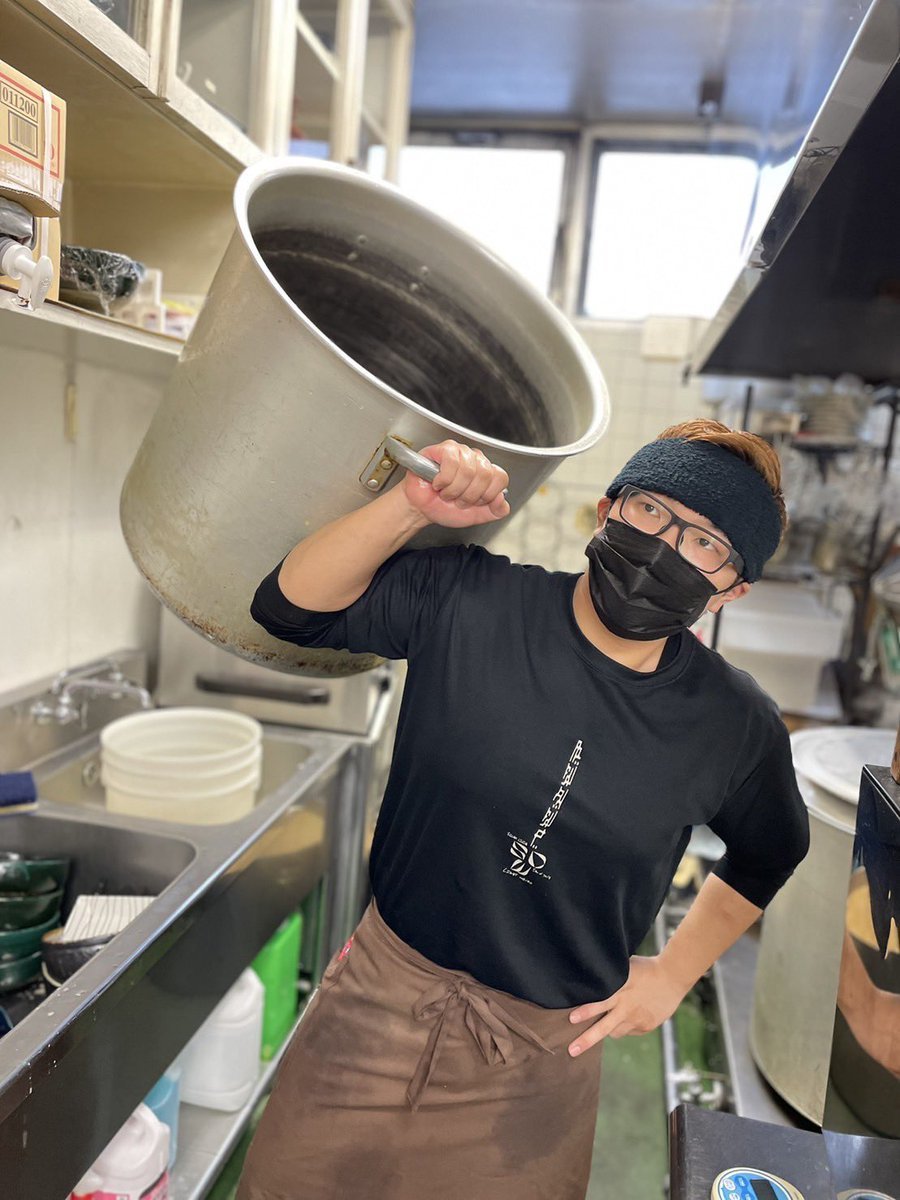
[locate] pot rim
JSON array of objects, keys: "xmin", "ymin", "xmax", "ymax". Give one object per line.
[{"xmin": 232, "ymin": 157, "xmax": 610, "ymax": 459}]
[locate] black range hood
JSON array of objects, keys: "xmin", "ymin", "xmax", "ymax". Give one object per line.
[{"xmin": 692, "ymin": 0, "xmax": 900, "ymax": 385}]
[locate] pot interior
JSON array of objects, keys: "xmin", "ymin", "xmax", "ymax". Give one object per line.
[{"xmin": 255, "ymin": 226, "xmax": 557, "ymax": 448}]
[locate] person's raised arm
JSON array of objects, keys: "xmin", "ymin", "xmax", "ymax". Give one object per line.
[{"xmin": 277, "ymin": 440, "xmax": 510, "ymax": 611}]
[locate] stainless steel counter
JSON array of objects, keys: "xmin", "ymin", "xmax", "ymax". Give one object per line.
[{"xmin": 0, "ymin": 722, "xmax": 357, "ymax": 1199}]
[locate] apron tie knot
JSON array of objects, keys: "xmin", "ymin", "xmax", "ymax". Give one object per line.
[{"xmin": 406, "ymin": 976, "xmax": 555, "ymax": 1111}]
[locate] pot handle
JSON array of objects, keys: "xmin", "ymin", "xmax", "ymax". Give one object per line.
[
  {"xmin": 384, "ymin": 436, "xmax": 509, "ymax": 498},
  {"xmin": 384, "ymin": 436, "xmax": 440, "ymax": 483}
]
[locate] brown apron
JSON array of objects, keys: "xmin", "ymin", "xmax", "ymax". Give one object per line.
[{"xmin": 236, "ymin": 896, "xmax": 604, "ymax": 1199}]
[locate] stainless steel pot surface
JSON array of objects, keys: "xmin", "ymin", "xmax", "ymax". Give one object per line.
[
  {"xmin": 750, "ymin": 774, "xmax": 855, "ymax": 1125},
  {"xmin": 120, "ymin": 159, "xmax": 609, "ymax": 676}
]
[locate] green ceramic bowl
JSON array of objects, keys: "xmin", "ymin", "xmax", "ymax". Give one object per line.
[
  {"xmin": 0, "ymin": 889, "xmax": 65, "ymax": 932},
  {"xmin": 0, "ymin": 913, "xmax": 60, "ymax": 963},
  {"xmin": 0, "ymin": 950, "xmax": 42, "ymax": 993},
  {"xmin": 0, "ymin": 854, "xmax": 70, "ymax": 896}
]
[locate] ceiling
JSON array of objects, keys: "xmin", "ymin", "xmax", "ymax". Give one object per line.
[{"xmin": 409, "ymin": 0, "xmax": 872, "ymax": 132}]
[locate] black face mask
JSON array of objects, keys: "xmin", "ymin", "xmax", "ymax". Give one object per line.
[{"xmin": 584, "ymin": 519, "xmax": 718, "ymax": 641}]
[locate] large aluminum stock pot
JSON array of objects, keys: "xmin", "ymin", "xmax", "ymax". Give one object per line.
[{"xmin": 120, "ymin": 159, "xmax": 609, "ymax": 676}]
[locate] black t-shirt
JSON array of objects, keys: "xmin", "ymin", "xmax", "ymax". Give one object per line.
[{"xmin": 251, "ymin": 544, "xmax": 810, "ymax": 1008}]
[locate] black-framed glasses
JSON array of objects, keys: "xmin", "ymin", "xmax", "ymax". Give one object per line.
[{"xmin": 615, "ymin": 485, "xmax": 745, "ymax": 579}]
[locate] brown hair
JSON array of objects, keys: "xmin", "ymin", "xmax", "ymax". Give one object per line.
[{"xmin": 655, "ymin": 418, "xmax": 787, "ymax": 536}]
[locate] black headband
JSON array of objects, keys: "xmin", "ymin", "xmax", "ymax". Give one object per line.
[{"xmin": 605, "ymin": 438, "xmax": 782, "ymax": 583}]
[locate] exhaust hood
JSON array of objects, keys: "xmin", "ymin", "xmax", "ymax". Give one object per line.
[{"xmin": 692, "ymin": 0, "xmax": 900, "ymax": 384}]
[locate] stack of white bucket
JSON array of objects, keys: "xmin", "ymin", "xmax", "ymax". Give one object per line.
[{"xmin": 100, "ymin": 708, "xmax": 263, "ymax": 824}]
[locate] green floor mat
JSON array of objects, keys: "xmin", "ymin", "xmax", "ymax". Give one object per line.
[{"xmin": 587, "ymin": 1026, "xmax": 668, "ymax": 1199}]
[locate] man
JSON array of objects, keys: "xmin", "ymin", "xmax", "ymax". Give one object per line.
[{"xmin": 236, "ymin": 418, "xmax": 809, "ymax": 1200}]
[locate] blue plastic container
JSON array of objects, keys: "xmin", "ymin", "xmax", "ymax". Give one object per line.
[{"xmin": 144, "ymin": 1062, "xmax": 182, "ymax": 1169}]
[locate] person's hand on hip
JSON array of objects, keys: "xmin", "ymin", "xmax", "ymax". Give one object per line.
[{"xmin": 566, "ymin": 955, "xmax": 688, "ymax": 1056}]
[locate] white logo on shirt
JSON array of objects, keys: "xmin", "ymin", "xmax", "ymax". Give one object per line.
[{"xmin": 504, "ymin": 739, "xmax": 583, "ymax": 884}]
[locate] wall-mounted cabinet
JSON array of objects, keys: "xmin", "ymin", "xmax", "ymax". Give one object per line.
[
  {"xmin": 8, "ymin": 0, "xmax": 163, "ymax": 93},
  {"xmin": 292, "ymin": 0, "xmax": 413, "ymax": 173},
  {"xmin": 1, "ymin": 0, "xmax": 413, "ymax": 354}
]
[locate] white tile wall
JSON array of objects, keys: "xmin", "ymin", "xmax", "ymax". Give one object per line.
[
  {"xmin": 0, "ymin": 345, "xmax": 166, "ymax": 692},
  {"xmin": 488, "ymin": 318, "xmax": 714, "ymax": 571}
]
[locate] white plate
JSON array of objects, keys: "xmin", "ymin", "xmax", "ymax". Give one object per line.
[{"xmin": 790, "ymin": 726, "xmax": 896, "ymax": 805}]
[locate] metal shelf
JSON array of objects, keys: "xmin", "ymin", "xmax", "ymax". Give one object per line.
[
  {"xmin": 2, "ymin": 0, "xmax": 255, "ymax": 189},
  {"xmin": 0, "ymin": 289, "xmax": 182, "ymax": 378}
]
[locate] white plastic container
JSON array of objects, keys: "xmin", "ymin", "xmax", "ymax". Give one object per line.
[
  {"xmin": 83, "ymin": 1103, "xmax": 170, "ymax": 1200},
  {"xmin": 105, "ymin": 744, "xmax": 264, "ymax": 782},
  {"xmin": 69, "ymin": 1169, "xmax": 102, "ymax": 1199},
  {"xmin": 102, "ymin": 753, "xmax": 260, "ymax": 795},
  {"xmin": 100, "ymin": 708, "xmax": 263, "ymax": 824},
  {"xmin": 144, "ymin": 1059, "xmax": 183, "ymax": 1170},
  {"xmin": 180, "ymin": 968, "xmax": 264, "ymax": 1111},
  {"xmin": 103, "ymin": 776, "xmax": 259, "ymax": 824},
  {"xmin": 101, "ymin": 709, "xmax": 261, "ymax": 771},
  {"xmin": 713, "ymin": 581, "xmax": 846, "ymax": 713}
]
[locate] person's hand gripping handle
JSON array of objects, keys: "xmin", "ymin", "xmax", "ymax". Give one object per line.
[{"xmin": 395, "ymin": 437, "xmax": 511, "ymax": 529}]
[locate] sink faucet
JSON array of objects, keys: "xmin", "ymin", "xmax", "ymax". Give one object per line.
[
  {"xmin": 47, "ymin": 658, "xmax": 126, "ymax": 695},
  {"xmin": 30, "ymin": 670, "xmax": 153, "ymax": 725}
]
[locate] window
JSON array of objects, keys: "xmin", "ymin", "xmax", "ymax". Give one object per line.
[
  {"xmin": 367, "ymin": 143, "xmax": 567, "ymax": 295},
  {"xmin": 581, "ymin": 149, "xmax": 758, "ymax": 321}
]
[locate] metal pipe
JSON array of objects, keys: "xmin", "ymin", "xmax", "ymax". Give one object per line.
[
  {"xmin": 331, "ymin": 0, "xmax": 371, "ymax": 165},
  {"xmin": 322, "ymin": 742, "xmax": 365, "ymax": 958},
  {"xmin": 654, "ymin": 913, "xmax": 683, "ymax": 1114},
  {"xmin": 383, "ymin": 21, "xmax": 413, "ymax": 182}
]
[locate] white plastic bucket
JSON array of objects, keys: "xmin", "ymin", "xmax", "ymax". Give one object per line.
[
  {"xmin": 104, "ymin": 785, "xmax": 257, "ymax": 825},
  {"xmin": 100, "ymin": 708, "xmax": 263, "ymax": 824},
  {"xmin": 101, "ymin": 746, "xmax": 261, "ymax": 792},
  {"xmin": 103, "ymin": 776, "xmax": 259, "ymax": 824},
  {"xmin": 102, "ymin": 739, "xmax": 261, "ymax": 776},
  {"xmin": 103, "ymin": 763, "xmax": 262, "ymax": 801},
  {"xmin": 101, "ymin": 708, "xmax": 261, "ymax": 771}
]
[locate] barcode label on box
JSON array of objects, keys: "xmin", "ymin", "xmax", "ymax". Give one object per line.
[
  {"xmin": 8, "ymin": 110, "xmax": 38, "ymax": 157},
  {"xmin": 1, "ymin": 76, "xmax": 41, "ymax": 162}
]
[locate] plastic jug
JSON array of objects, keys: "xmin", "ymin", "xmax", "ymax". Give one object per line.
[
  {"xmin": 144, "ymin": 1059, "xmax": 182, "ymax": 1169},
  {"xmin": 252, "ymin": 910, "xmax": 302, "ymax": 1060},
  {"xmin": 69, "ymin": 1169, "xmax": 101, "ymax": 1199},
  {"xmin": 180, "ymin": 968, "xmax": 264, "ymax": 1111},
  {"xmin": 85, "ymin": 1103, "xmax": 170, "ymax": 1199}
]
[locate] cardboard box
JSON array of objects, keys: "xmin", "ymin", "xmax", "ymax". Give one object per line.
[
  {"xmin": 0, "ymin": 59, "xmax": 66, "ymax": 218},
  {"xmin": 0, "ymin": 217, "xmax": 61, "ymax": 303}
]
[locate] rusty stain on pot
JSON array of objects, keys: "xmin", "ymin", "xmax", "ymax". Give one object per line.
[{"xmin": 164, "ymin": 593, "xmax": 382, "ymax": 678}]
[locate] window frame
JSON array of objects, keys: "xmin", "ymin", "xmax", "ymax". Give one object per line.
[
  {"xmin": 391, "ymin": 128, "xmax": 581, "ymax": 304},
  {"xmin": 575, "ymin": 133, "xmax": 761, "ymax": 322}
]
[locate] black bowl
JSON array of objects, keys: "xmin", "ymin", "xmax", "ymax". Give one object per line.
[{"xmin": 41, "ymin": 927, "xmax": 112, "ymax": 987}]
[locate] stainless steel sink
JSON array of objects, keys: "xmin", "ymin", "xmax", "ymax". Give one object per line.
[
  {"xmin": 0, "ymin": 810, "xmax": 195, "ymax": 906},
  {"xmin": 39, "ymin": 730, "xmax": 315, "ymax": 819},
  {"xmin": 0, "ymin": 722, "xmax": 356, "ymax": 1199}
]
